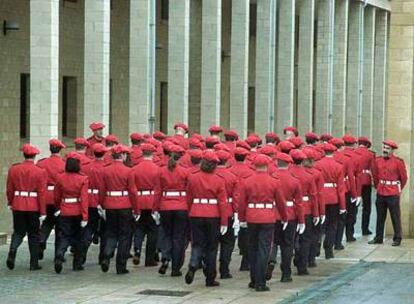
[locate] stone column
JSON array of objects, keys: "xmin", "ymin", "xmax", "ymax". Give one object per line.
[
  {"xmin": 30, "ymin": 0, "xmax": 59, "ymax": 156},
  {"xmin": 255, "ymin": 0, "xmax": 277, "ymax": 136},
  {"xmin": 332, "ymin": 0, "xmax": 349, "ymax": 136},
  {"xmin": 229, "ymin": 0, "xmax": 250, "ymax": 138},
  {"xmin": 361, "ymin": 7, "xmax": 376, "ymax": 139},
  {"xmin": 297, "ymin": 0, "xmax": 314, "ymax": 134},
  {"xmin": 276, "ymin": 0, "xmax": 295, "ymax": 132},
  {"xmin": 83, "ymin": 0, "xmax": 110, "ymax": 137},
  {"xmin": 346, "ymin": 1, "xmax": 363, "ymax": 135},
  {"xmin": 200, "ymin": 0, "xmax": 222, "ymax": 134},
  {"xmin": 373, "ymin": 10, "xmax": 388, "ymax": 152},
  {"xmin": 315, "ymin": 0, "xmax": 334, "ymax": 134},
  {"xmin": 167, "ymin": 0, "xmax": 190, "ymax": 134}
]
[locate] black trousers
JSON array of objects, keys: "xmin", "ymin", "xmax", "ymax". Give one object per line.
[
  {"xmin": 134, "ymin": 210, "xmax": 158, "ymax": 264},
  {"xmin": 336, "ymin": 193, "xmax": 354, "ymax": 246},
  {"xmin": 238, "ymin": 227, "xmax": 249, "ymax": 269},
  {"xmin": 39, "ymin": 204, "xmax": 59, "ymax": 253},
  {"xmin": 248, "ymin": 223, "xmax": 274, "ymax": 287},
  {"xmin": 324, "ymin": 204, "xmax": 339, "ymax": 252},
  {"xmin": 295, "ymin": 215, "xmax": 314, "ymax": 272},
  {"xmin": 189, "ymin": 217, "xmax": 220, "ymax": 284},
  {"xmin": 159, "ymin": 210, "xmax": 188, "ymax": 272},
  {"xmin": 361, "ymin": 185, "xmax": 373, "ymax": 233},
  {"xmin": 83, "ymin": 207, "xmax": 100, "ymax": 261},
  {"xmin": 55, "ymin": 215, "xmax": 86, "ymax": 268},
  {"xmin": 10, "ymin": 211, "xmax": 40, "ymax": 266},
  {"xmin": 308, "ymin": 220, "xmax": 322, "ymax": 264},
  {"xmin": 103, "ymin": 208, "xmax": 133, "ymax": 271},
  {"xmin": 375, "ymin": 195, "xmax": 402, "ymax": 242},
  {"xmin": 219, "ymin": 217, "xmax": 235, "ymax": 276},
  {"xmin": 274, "ymin": 221, "xmax": 296, "ymax": 277}
]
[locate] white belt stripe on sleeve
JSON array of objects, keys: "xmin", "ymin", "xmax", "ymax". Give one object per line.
[
  {"xmin": 137, "ymin": 190, "xmax": 155, "ymax": 196},
  {"xmin": 106, "ymin": 191, "xmax": 129, "ymax": 197},
  {"xmin": 14, "ymin": 191, "xmax": 38, "ymax": 197},
  {"xmin": 193, "ymin": 198, "xmax": 218, "ymax": 205},
  {"xmin": 379, "ymin": 180, "xmax": 400, "ymax": 186},
  {"xmin": 302, "ymin": 196, "xmax": 309, "ymax": 202},
  {"xmin": 63, "ymin": 198, "xmax": 79, "ymax": 203},
  {"xmin": 362, "ymin": 169, "xmax": 371, "ymax": 174},
  {"xmin": 324, "ymin": 183, "xmax": 337, "ymax": 188},
  {"xmin": 88, "ymin": 189, "xmax": 99, "ymax": 194},
  {"xmin": 227, "ymin": 198, "xmax": 233, "ymax": 203},
  {"xmin": 47, "ymin": 186, "xmax": 55, "ymax": 191},
  {"xmin": 286, "ymin": 201, "xmax": 294, "ymax": 207},
  {"xmin": 247, "ymin": 203, "xmax": 274, "ymax": 209},
  {"xmin": 163, "ymin": 191, "xmax": 186, "ymax": 197}
]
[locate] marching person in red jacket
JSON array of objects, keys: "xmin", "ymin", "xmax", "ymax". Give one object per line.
[
  {"xmin": 129, "ymin": 133, "xmax": 145, "ymax": 166},
  {"xmin": 73, "ymin": 137, "xmax": 92, "ymax": 169},
  {"xmin": 37, "ymin": 139, "xmax": 66, "ymax": 260},
  {"xmin": 6, "ymin": 144, "xmax": 47, "ymax": 271},
  {"xmin": 173, "ymin": 123, "xmax": 189, "ymax": 149},
  {"xmin": 86, "ymin": 122, "xmax": 106, "ymax": 157},
  {"xmin": 53, "ymin": 152, "xmax": 89, "ymax": 273},
  {"xmin": 130, "ymin": 143, "xmax": 161, "ymax": 266},
  {"xmin": 185, "ymin": 151, "xmax": 228, "ymax": 287},
  {"xmin": 100, "ymin": 145, "xmax": 138, "ymax": 274},
  {"xmin": 369, "ymin": 140, "xmax": 408, "ymax": 246},
  {"xmin": 238, "ymin": 154, "xmax": 288, "ymax": 292},
  {"xmin": 155, "ymin": 144, "xmax": 188, "ymax": 276}
]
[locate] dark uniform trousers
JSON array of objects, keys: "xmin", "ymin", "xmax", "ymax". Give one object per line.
[
  {"xmin": 336, "ymin": 193, "xmax": 353, "ymax": 246},
  {"xmin": 189, "ymin": 217, "xmax": 220, "ymax": 284},
  {"xmin": 134, "ymin": 210, "xmax": 158, "ymax": 265},
  {"xmin": 375, "ymin": 195, "xmax": 402, "ymax": 242},
  {"xmin": 361, "ymin": 185, "xmax": 372, "ymax": 234},
  {"xmin": 39, "ymin": 205, "xmax": 60, "ymax": 253},
  {"xmin": 247, "ymin": 223, "xmax": 274, "ymax": 288},
  {"xmin": 295, "ymin": 215, "xmax": 314, "ymax": 272},
  {"xmin": 55, "ymin": 215, "xmax": 86, "ymax": 268},
  {"xmin": 10, "ymin": 211, "xmax": 40, "ymax": 266},
  {"xmin": 274, "ymin": 220, "xmax": 297, "ymax": 277},
  {"xmin": 103, "ymin": 208, "xmax": 133, "ymax": 271},
  {"xmin": 308, "ymin": 219, "xmax": 322, "ymax": 265},
  {"xmin": 219, "ymin": 217, "xmax": 235, "ymax": 276},
  {"xmin": 238, "ymin": 227, "xmax": 250, "ymax": 270},
  {"xmin": 324, "ymin": 204, "xmax": 339, "ymax": 253},
  {"xmin": 83, "ymin": 207, "xmax": 100, "ymax": 261},
  {"xmin": 159, "ymin": 210, "xmax": 188, "ymax": 272}
]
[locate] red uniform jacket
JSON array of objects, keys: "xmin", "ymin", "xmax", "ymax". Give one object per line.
[
  {"xmin": 155, "ymin": 164, "xmax": 188, "ymax": 211},
  {"xmin": 179, "ymin": 152, "xmax": 193, "ymax": 169},
  {"xmin": 100, "ymin": 161, "xmax": 138, "ymax": 212},
  {"xmin": 130, "ymin": 159, "xmax": 160, "ymax": 211},
  {"xmin": 315, "ymin": 156, "xmax": 346, "ymax": 210},
  {"xmin": 230, "ymin": 162, "xmax": 254, "ymax": 180},
  {"xmin": 7, "ymin": 160, "xmax": 47, "ymax": 215},
  {"xmin": 37, "ymin": 154, "xmax": 65, "ymax": 205},
  {"xmin": 216, "ymin": 166, "xmax": 238, "ymax": 218},
  {"xmin": 372, "ymin": 155, "xmax": 407, "ymax": 196},
  {"xmin": 289, "ymin": 165, "xmax": 318, "ymax": 218},
  {"xmin": 274, "ymin": 169, "xmax": 304, "ymax": 223},
  {"xmin": 343, "ymin": 147, "xmax": 363, "ymax": 196},
  {"xmin": 186, "ymin": 169, "xmax": 228, "ymax": 226},
  {"xmin": 356, "ymin": 146, "xmax": 375, "ymax": 186},
  {"xmin": 83, "ymin": 159, "xmax": 105, "ymax": 208},
  {"xmin": 237, "ymin": 171, "xmax": 288, "ymax": 224},
  {"xmin": 86, "ymin": 135, "xmax": 105, "ymax": 158},
  {"xmin": 306, "ymin": 167, "xmax": 325, "ymax": 216},
  {"xmin": 334, "ymin": 151, "xmax": 358, "ymax": 198},
  {"xmin": 130, "ymin": 146, "xmax": 143, "ymax": 166},
  {"xmin": 54, "ymin": 172, "xmax": 89, "ymax": 221},
  {"xmin": 173, "ymin": 134, "xmax": 189, "ymax": 149}
]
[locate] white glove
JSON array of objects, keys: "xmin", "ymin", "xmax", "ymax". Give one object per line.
[
  {"xmin": 320, "ymin": 215, "xmax": 326, "ymax": 224},
  {"xmin": 313, "ymin": 217, "xmax": 320, "ymax": 226},
  {"xmin": 7, "ymin": 205, "xmax": 12, "ymax": 211},
  {"xmin": 232, "ymin": 213, "xmax": 240, "ymax": 236},
  {"xmin": 151, "ymin": 211, "xmax": 160, "ymax": 225},
  {"xmin": 356, "ymin": 197, "xmax": 362, "ymax": 207},
  {"xmin": 54, "ymin": 210, "xmax": 61, "ymax": 217},
  {"xmin": 297, "ymin": 223, "xmax": 306, "ymax": 235},
  {"xmin": 220, "ymin": 225, "xmax": 228, "ymax": 235},
  {"xmin": 97, "ymin": 205, "xmax": 106, "ymax": 220},
  {"xmin": 351, "ymin": 197, "xmax": 357, "ymax": 203},
  {"xmin": 80, "ymin": 220, "xmax": 88, "ymax": 228},
  {"xmin": 134, "ymin": 214, "xmax": 141, "ymax": 222},
  {"xmin": 240, "ymin": 222, "xmax": 248, "ymax": 228},
  {"xmin": 339, "ymin": 209, "xmax": 347, "ymax": 215},
  {"xmin": 39, "ymin": 215, "xmax": 46, "ymax": 226},
  {"xmin": 282, "ymin": 221, "xmax": 288, "ymax": 231}
]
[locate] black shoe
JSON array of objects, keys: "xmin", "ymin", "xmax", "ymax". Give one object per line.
[
  {"xmin": 158, "ymin": 261, "xmax": 169, "ymax": 275},
  {"xmin": 248, "ymin": 282, "xmax": 255, "ymax": 289},
  {"xmin": 171, "ymin": 270, "xmax": 182, "ymax": 277},
  {"xmin": 255, "ymin": 285, "xmax": 270, "ymax": 292},
  {"xmin": 368, "ymin": 238, "xmax": 383, "ymax": 245},
  {"xmin": 392, "ymin": 240, "xmax": 401, "ymax": 247},
  {"xmin": 54, "ymin": 259, "xmax": 63, "ymax": 274},
  {"xmin": 206, "ymin": 281, "xmax": 220, "ymax": 287},
  {"xmin": 280, "ymin": 275, "xmax": 292, "ymax": 283},
  {"xmin": 73, "ymin": 265, "xmax": 84, "ymax": 271},
  {"xmin": 347, "ymin": 237, "xmax": 357, "ymax": 242},
  {"xmin": 185, "ymin": 268, "xmax": 196, "ymax": 285},
  {"xmin": 154, "ymin": 252, "xmax": 160, "ymax": 262},
  {"xmin": 220, "ymin": 273, "xmax": 232, "ymax": 279},
  {"xmin": 362, "ymin": 230, "xmax": 373, "ymax": 236},
  {"xmin": 30, "ymin": 264, "xmax": 42, "ymax": 271},
  {"xmin": 297, "ymin": 269, "xmax": 309, "ymax": 276},
  {"xmin": 132, "ymin": 254, "xmax": 140, "ymax": 265},
  {"xmin": 145, "ymin": 261, "xmax": 158, "ymax": 267},
  {"xmin": 308, "ymin": 261, "xmax": 317, "ymax": 268},
  {"xmin": 335, "ymin": 245, "xmax": 345, "ymax": 250},
  {"xmin": 265, "ymin": 263, "xmax": 275, "ymax": 281},
  {"xmin": 6, "ymin": 250, "xmax": 16, "ymax": 270},
  {"xmin": 325, "ymin": 250, "xmax": 334, "ymax": 260},
  {"xmin": 92, "ymin": 234, "xmax": 99, "ymax": 245},
  {"xmin": 101, "ymin": 259, "xmax": 109, "ymax": 273},
  {"xmin": 117, "ymin": 269, "xmax": 130, "ymax": 275}
]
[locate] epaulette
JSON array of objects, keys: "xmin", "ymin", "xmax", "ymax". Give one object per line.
[
  {"xmin": 191, "ymin": 168, "xmax": 201, "ymax": 174},
  {"xmin": 215, "ymin": 172, "xmax": 226, "ymax": 180},
  {"xmin": 11, "ymin": 162, "xmax": 20, "ymax": 166},
  {"xmin": 241, "ymin": 170, "xmax": 254, "ymax": 179},
  {"xmin": 395, "ymin": 156, "xmax": 405, "ymax": 162},
  {"xmin": 37, "ymin": 157, "xmax": 47, "ymax": 163}
]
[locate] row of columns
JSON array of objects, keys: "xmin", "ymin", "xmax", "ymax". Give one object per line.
[{"xmin": 29, "ymin": 0, "xmax": 389, "ymax": 157}]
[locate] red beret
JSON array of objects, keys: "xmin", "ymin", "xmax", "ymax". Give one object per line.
[
  {"xmin": 320, "ymin": 133, "xmax": 333, "ymax": 142},
  {"xmin": 202, "ymin": 150, "xmax": 220, "ymax": 163},
  {"xmin": 165, "ymin": 137, "xmax": 181, "ymax": 146},
  {"xmin": 66, "ymin": 151, "xmax": 82, "ymax": 161},
  {"xmin": 383, "ymin": 140, "xmax": 398, "ymax": 149},
  {"xmin": 89, "ymin": 122, "xmax": 105, "ymax": 131},
  {"xmin": 342, "ymin": 134, "xmax": 357, "ymax": 145},
  {"xmin": 265, "ymin": 132, "xmax": 280, "ymax": 141},
  {"xmin": 278, "ymin": 140, "xmax": 295, "ymax": 152},
  {"xmin": 174, "ymin": 123, "xmax": 189, "ymax": 133},
  {"xmin": 252, "ymin": 154, "xmax": 272, "ymax": 166},
  {"xmin": 234, "ymin": 147, "xmax": 250, "ymax": 156},
  {"xmin": 169, "ymin": 144, "xmax": 185, "ymax": 154},
  {"xmin": 21, "ymin": 144, "xmax": 40, "ymax": 156},
  {"xmin": 224, "ymin": 130, "xmax": 239, "ymax": 139},
  {"xmin": 329, "ymin": 138, "xmax": 344, "ymax": 147},
  {"xmin": 190, "ymin": 133, "xmax": 204, "ymax": 142},
  {"xmin": 49, "ymin": 139, "xmax": 66, "ymax": 149},
  {"xmin": 130, "ymin": 133, "xmax": 144, "ymax": 141},
  {"xmin": 105, "ymin": 134, "xmax": 119, "ymax": 144},
  {"xmin": 205, "ymin": 136, "xmax": 220, "ymax": 145},
  {"xmin": 258, "ymin": 145, "xmax": 276, "ymax": 156},
  {"xmin": 322, "ymin": 143, "xmax": 337, "ymax": 152},
  {"xmin": 302, "ymin": 148, "xmax": 317, "ymax": 160},
  {"xmin": 216, "ymin": 150, "xmax": 232, "ymax": 161},
  {"xmin": 289, "ymin": 136, "xmax": 304, "ymax": 148},
  {"xmin": 189, "ymin": 138, "xmax": 204, "ymax": 150},
  {"xmin": 290, "ymin": 149, "xmax": 307, "ymax": 161},
  {"xmin": 140, "ymin": 143, "xmax": 156, "ymax": 153},
  {"xmin": 92, "ymin": 143, "xmax": 108, "ymax": 154},
  {"xmin": 74, "ymin": 137, "xmax": 89, "ymax": 147},
  {"xmin": 162, "ymin": 141, "xmax": 173, "ymax": 152},
  {"xmin": 111, "ymin": 145, "xmax": 123, "ymax": 154},
  {"xmin": 305, "ymin": 132, "xmax": 319, "ymax": 141},
  {"xmin": 146, "ymin": 138, "xmax": 161, "ymax": 147},
  {"xmin": 153, "ymin": 131, "xmax": 166, "ymax": 140},
  {"xmin": 236, "ymin": 140, "xmax": 251, "ymax": 150},
  {"xmin": 276, "ymin": 152, "xmax": 293, "ymax": 164},
  {"xmin": 358, "ymin": 136, "xmax": 371, "ymax": 146},
  {"xmin": 283, "ymin": 126, "xmax": 298, "ymax": 136},
  {"xmin": 188, "ymin": 149, "xmax": 203, "ymax": 158},
  {"xmin": 245, "ymin": 135, "xmax": 261, "ymax": 146},
  {"xmin": 208, "ymin": 125, "xmax": 223, "ymax": 133},
  {"xmin": 143, "ymin": 134, "xmax": 151, "ymax": 139},
  {"xmin": 214, "ymin": 143, "xmax": 231, "ymax": 152}
]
